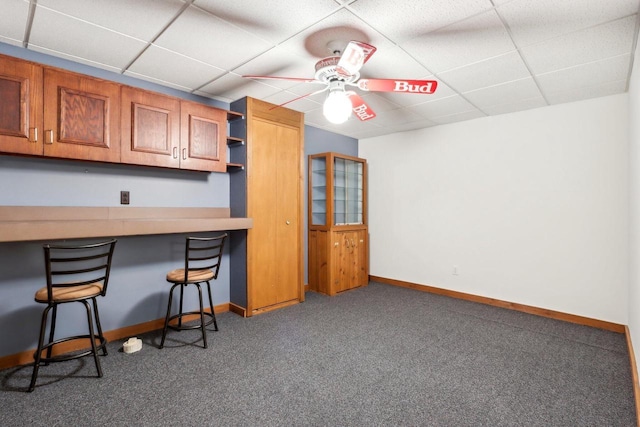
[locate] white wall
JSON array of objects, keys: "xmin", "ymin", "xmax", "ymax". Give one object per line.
[
  {"xmin": 628, "ymin": 40, "xmax": 640, "ymax": 367},
  {"xmin": 360, "ymin": 94, "xmax": 629, "ymax": 323}
]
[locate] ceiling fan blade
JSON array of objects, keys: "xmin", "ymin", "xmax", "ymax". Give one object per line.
[
  {"xmin": 269, "ymin": 86, "xmax": 329, "ymax": 110},
  {"xmin": 243, "ymin": 74, "xmax": 319, "ymax": 83},
  {"xmin": 357, "ymin": 78, "xmax": 438, "ymax": 94},
  {"xmin": 347, "ymin": 92, "xmax": 376, "ymax": 121},
  {"xmin": 336, "ymin": 41, "xmax": 377, "ymax": 78}
]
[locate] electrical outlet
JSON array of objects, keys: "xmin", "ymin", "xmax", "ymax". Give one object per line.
[{"xmin": 120, "ymin": 191, "xmax": 130, "ymax": 205}]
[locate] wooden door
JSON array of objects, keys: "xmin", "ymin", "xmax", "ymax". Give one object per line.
[
  {"xmin": 179, "ymin": 101, "xmax": 226, "ymax": 172},
  {"xmin": 248, "ymin": 117, "xmax": 302, "ymax": 311},
  {"xmin": 43, "ymin": 68, "xmax": 120, "ymax": 162},
  {"xmin": 275, "ymin": 123, "xmax": 302, "ymax": 303},
  {"xmin": 121, "ymin": 86, "xmax": 180, "ymax": 168},
  {"xmin": 0, "ymin": 55, "xmax": 43, "ymax": 156}
]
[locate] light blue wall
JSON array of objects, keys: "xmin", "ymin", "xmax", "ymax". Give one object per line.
[{"xmin": 0, "ymin": 43, "xmax": 358, "ymax": 358}]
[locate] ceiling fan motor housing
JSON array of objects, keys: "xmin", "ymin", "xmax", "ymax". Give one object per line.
[{"xmin": 314, "ymin": 56, "xmax": 359, "ymax": 84}]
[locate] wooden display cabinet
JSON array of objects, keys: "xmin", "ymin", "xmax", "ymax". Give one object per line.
[{"xmin": 308, "ymin": 152, "xmax": 368, "ymax": 296}]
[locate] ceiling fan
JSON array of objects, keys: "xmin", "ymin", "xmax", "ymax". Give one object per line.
[{"xmin": 243, "ymin": 41, "xmax": 438, "ymax": 124}]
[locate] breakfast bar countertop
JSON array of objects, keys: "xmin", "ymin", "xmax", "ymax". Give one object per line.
[{"xmin": 0, "ymin": 206, "xmax": 252, "ymax": 242}]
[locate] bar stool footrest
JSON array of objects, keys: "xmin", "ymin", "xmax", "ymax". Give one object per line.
[
  {"xmin": 34, "ymin": 334, "xmax": 107, "ymax": 364},
  {"xmin": 166, "ymin": 311, "xmax": 218, "ymax": 332}
]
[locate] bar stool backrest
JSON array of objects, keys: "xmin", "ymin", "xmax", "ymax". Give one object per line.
[
  {"xmin": 183, "ymin": 234, "xmax": 227, "ymax": 283},
  {"xmin": 43, "ymin": 239, "xmax": 118, "ymax": 302}
]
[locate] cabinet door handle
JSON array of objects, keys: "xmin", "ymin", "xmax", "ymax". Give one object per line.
[
  {"xmin": 334, "ymin": 242, "xmax": 339, "ymax": 247},
  {"xmin": 172, "ymin": 147, "xmax": 178, "ymax": 159},
  {"xmin": 31, "ymin": 127, "xmax": 38, "ymax": 143},
  {"xmin": 285, "ymin": 220, "xmax": 290, "ymax": 225},
  {"xmin": 45, "ymin": 130, "xmax": 53, "ymax": 144},
  {"xmin": 182, "ymin": 148, "xmax": 187, "ymax": 160}
]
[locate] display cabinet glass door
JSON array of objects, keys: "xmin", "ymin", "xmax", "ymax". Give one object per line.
[
  {"xmin": 334, "ymin": 157, "xmax": 364, "ymax": 225},
  {"xmin": 310, "ymin": 156, "xmax": 327, "ymax": 225}
]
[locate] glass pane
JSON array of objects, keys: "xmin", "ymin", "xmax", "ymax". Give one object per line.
[
  {"xmin": 311, "ymin": 157, "xmax": 326, "ymax": 225},
  {"xmin": 334, "ymin": 157, "xmax": 346, "ymax": 225}
]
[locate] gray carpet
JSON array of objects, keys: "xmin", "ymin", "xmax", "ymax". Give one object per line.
[{"xmin": 0, "ymin": 282, "xmax": 635, "ymax": 426}]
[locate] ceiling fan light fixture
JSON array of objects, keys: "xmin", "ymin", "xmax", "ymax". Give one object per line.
[{"xmin": 323, "ymin": 82, "xmax": 352, "ymax": 124}]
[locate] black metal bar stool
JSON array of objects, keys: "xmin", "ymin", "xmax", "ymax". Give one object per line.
[
  {"xmin": 28, "ymin": 239, "xmax": 117, "ymax": 392},
  {"xmin": 160, "ymin": 233, "xmax": 226, "ymax": 349}
]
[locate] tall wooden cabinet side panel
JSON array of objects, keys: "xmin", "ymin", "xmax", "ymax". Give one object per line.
[
  {"xmin": 0, "ymin": 54, "xmax": 43, "ymax": 156},
  {"xmin": 245, "ymin": 97, "xmax": 304, "ymax": 315},
  {"xmin": 43, "ymin": 68, "xmax": 121, "ymax": 162}
]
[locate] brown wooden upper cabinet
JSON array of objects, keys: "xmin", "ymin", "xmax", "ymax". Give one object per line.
[
  {"xmin": 43, "ymin": 68, "xmax": 120, "ymax": 163},
  {"xmin": 121, "ymin": 86, "xmax": 180, "ymax": 168},
  {"xmin": 0, "ymin": 55, "xmax": 43, "ymax": 156},
  {"xmin": 179, "ymin": 100, "xmax": 226, "ymax": 172},
  {"xmin": 121, "ymin": 88, "xmax": 226, "ymax": 172}
]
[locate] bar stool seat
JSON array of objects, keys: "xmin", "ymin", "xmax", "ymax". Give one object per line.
[
  {"xmin": 28, "ymin": 239, "xmax": 117, "ymax": 392},
  {"xmin": 160, "ymin": 234, "xmax": 227, "ymax": 349}
]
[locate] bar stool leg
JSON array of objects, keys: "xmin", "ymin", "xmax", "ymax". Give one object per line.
[
  {"xmin": 45, "ymin": 304, "xmax": 58, "ymax": 364},
  {"xmin": 82, "ymin": 300, "xmax": 102, "ymax": 378},
  {"xmin": 205, "ymin": 281, "xmax": 218, "ymax": 332},
  {"xmin": 159, "ymin": 284, "xmax": 177, "ymax": 349},
  {"xmin": 92, "ymin": 297, "xmax": 107, "ymax": 356},
  {"xmin": 178, "ymin": 285, "xmax": 185, "ymax": 328},
  {"xmin": 29, "ymin": 305, "xmax": 53, "ymax": 392},
  {"xmin": 196, "ymin": 283, "xmax": 207, "ymax": 349}
]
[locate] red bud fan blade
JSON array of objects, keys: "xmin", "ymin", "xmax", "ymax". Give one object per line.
[
  {"xmin": 243, "ymin": 74, "xmax": 318, "ymax": 83},
  {"xmin": 336, "ymin": 41, "xmax": 377, "ymax": 78},
  {"xmin": 348, "ymin": 92, "xmax": 376, "ymax": 121},
  {"xmin": 357, "ymin": 79, "xmax": 438, "ymax": 94}
]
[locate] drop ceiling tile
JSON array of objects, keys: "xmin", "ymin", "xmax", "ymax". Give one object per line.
[
  {"xmin": 463, "ymin": 77, "xmax": 543, "ymax": 108},
  {"xmin": 431, "ymin": 109, "xmax": 486, "ymax": 125},
  {"xmin": 438, "ymin": 51, "xmax": 532, "ymax": 93},
  {"xmin": 0, "ymin": 0, "xmax": 29, "ymax": 44},
  {"xmin": 127, "ymin": 45, "xmax": 225, "ymax": 90},
  {"xmin": 29, "ymin": 6, "xmax": 147, "ymax": 71},
  {"xmin": 521, "ymin": 15, "xmax": 637, "ymax": 75},
  {"xmin": 349, "ymin": 0, "xmax": 495, "ymax": 42},
  {"xmin": 196, "ymin": 72, "xmax": 283, "ymax": 102},
  {"xmin": 545, "ymin": 79, "xmax": 627, "ymax": 105},
  {"xmin": 497, "ymin": 0, "xmax": 640, "ymax": 47},
  {"xmin": 360, "ymin": 43, "xmax": 433, "ymax": 79},
  {"xmin": 411, "ymin": 95, "xmax": 478, "ymax": 119},
  {"xmin": 373, "ymin": 106, "xmax": 425, "ymax": 127},
  {"xmin": 263, "ymin": 90, "xmax": 322, "ymax": 113},
  {"xmin": 481, "ymin": 96, "xmax": 547, "ymax": 116},
  {"xmin": 385, "ymin": 117, "xmax": 438, "ymax": 134},
  {"xmin": 154, "ymin": 5, "xmax": 273, "ymax": 71},
  {"xmin": 29, "ymin": 45, "xmax": 123, "ymax": 74},
  {"xmin": 193, "ymin": 0, "xmax": 340, "ymax": 45},
  {"xmin": 536, "ymin": 54, "xmax": 630, "ymax": 95},
  {"xmin": 124, "ymin": 70, "xmax": 193, "ymax": 92},
  {"xmin": 36, "ymin": 0, "xmax": 186, "ymax": 41},
  {"xmin": 277, "ymin": 9, "xmax": 387, "ymax": 61},
  {"xmin": 403, "ymin": 10, "xmax": 517, "ymax": 74},
  {"xmin": 234, "ymin": 46, "xmax": 317, "ymax": 90}
]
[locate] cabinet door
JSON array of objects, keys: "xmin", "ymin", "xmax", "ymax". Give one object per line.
[
  {"xmin": 355, "ymin": 229, "xmax": 369, "ymax": 287},
  {"xmin": 180, "ymin": 101, "xmax": 226, "ymax": 172},
  {"xmin": 121, "ymin": 86, "xmax": 180, "ymax": 168},
  {"xmin": 0, "ymin": 56, "xmax": 43, "ymax": 155},
  {"xmin": 332, "ymin": 229, "xmax": 368, "ymax": 293},
  {"xmin": 43, "ymin": 68, "xmax": 120, "ymax": 162}
]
